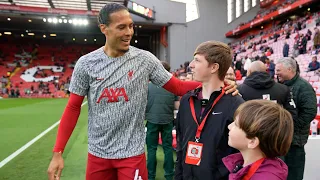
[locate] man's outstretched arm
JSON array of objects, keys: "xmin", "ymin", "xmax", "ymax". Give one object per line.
[
  {"xmin": 163, "ymin": 76, "xmax": 239, "ymax": 96},
  {"xmin": 162, "ymin": 76, "xmax": 200, "ymax": 96}
]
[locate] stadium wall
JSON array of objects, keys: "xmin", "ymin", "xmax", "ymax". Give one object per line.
[
  {"xmin": 131, "ymin": 0, "xmax": 260, "ymax": 69},
  {"xmin": 180, "ymin": 0, "xmax": 260, "ymax": 70},
  {"xmin": 226, "ymin": 5, "xmax": 261, "ymax": 38},
  {"xmin": 131, "ymin": 0, "xmax": 186, "ymax": 70}
]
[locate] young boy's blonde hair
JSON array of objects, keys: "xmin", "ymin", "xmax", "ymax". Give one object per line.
[{"xmin": 234, "ymin": 100, "xmax": 294, "ymax": 158}]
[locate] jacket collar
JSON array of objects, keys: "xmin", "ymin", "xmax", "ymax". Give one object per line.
[
  {"xmin": 223, "ymin": 153, "xmax": 243, "ymax": 172},
  {"xmin": 222, "ymin": 153, "xmax": 250, "ymax": 179},
  {"xmin": 284, "ymin": 73, "xmax": 299, "ymax": 86},
  {"xmin": 189, "ymin": 86, "xmax": 223, "ymax": 100},
  {"xmin": 189, "ymin": 86, "xmax": 202, "ymax": 98}
]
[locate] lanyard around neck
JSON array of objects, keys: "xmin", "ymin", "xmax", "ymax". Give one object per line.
[{"xmin": 189, "ymin": 88, "xmax": 225, "ymax": 142}]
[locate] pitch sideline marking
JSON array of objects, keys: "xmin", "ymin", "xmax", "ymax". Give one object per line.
[{"xmin": 0, "ymin": 101, "xmax": 87, "ymax": 168}]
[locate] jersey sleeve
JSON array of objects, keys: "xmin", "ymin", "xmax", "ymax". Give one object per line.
[
  {"xmin": 69, "ymin": 57, "xmax": 90, "ymax": 96},
  {"xmin": 162, "ymin": 76, "xmax": 201, "ymax": 96},
  {"xmin": 147, "ymin": 52, "xmax": 172, "ymax": 86},
  {"xmin": 53, "ymin": 93, "xmax": 84, "ymax": 153}
]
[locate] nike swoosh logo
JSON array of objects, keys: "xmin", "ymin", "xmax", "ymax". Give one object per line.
[{"xmin": 212, "ymin": 112, "xmax": 222, "ymax": 115}]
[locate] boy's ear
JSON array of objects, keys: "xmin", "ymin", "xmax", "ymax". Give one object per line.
[
  {"xmin": 247, "ymin": 137, "xmax": 259, "ymax": 149},
  {"xmin": 210, "ymin": 63, "xmax": 219, "ymax": 74}
]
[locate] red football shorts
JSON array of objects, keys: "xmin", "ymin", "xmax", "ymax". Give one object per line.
[{"xmin": 86, "ymin": 152, "xmax": 147, "ymax": 180}]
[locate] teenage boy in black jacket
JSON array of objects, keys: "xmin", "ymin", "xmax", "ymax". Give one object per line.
[{"xmin": 175, "ymin": 41, "xmax": 244, "ymax": 180}]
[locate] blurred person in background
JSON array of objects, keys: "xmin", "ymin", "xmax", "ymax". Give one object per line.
[{"xmin": 146, "ymin": 61, "xmax": 180, "ymax": 180}]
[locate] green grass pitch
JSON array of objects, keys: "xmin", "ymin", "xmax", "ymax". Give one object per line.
[{"xmin": 0, "ymin": 98, "xmax": 173, "ymax": 180}]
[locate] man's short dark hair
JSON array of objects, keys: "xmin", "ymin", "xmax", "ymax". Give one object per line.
[{"xmin": 98, "ymin": 3, "xmax": 128, "ymax": 26}]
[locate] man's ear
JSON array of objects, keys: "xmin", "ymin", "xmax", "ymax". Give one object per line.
[
  {"xmin": 247, "ymin": 69, "xmax": 251, "ymax": 76},
  {"xmin": 99, "ymin": 24, "xmax": 108, "ymax": 35},
  {"xmin": 247, "ymin": 137, "xmax": 259, "ymax": 149}
]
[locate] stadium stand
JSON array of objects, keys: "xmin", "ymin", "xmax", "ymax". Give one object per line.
[
  {"xmin": 0, "ymin": 38, "xmax": 99, "ymax": 98},
  {"xmin": 227, "ymin": 9, "xmax": 320, "ymax": 136}
]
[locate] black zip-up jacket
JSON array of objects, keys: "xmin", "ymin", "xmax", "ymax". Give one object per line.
[
  {"xmin": 238, "ymin": 72, "xmax": 297, "ymax": 122},
  {"xmin": 175, "ymin": 88, "xmax": 244, "ymax": 180}
]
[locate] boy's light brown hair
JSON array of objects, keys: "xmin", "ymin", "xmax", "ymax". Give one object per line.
[
  {"xmin": 194, "ymin": 41, "xmax": 233, "ymax": 81},
  {"xmin": 234, "ymin": 100, "xmax": 294, "ymax": 158}
]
